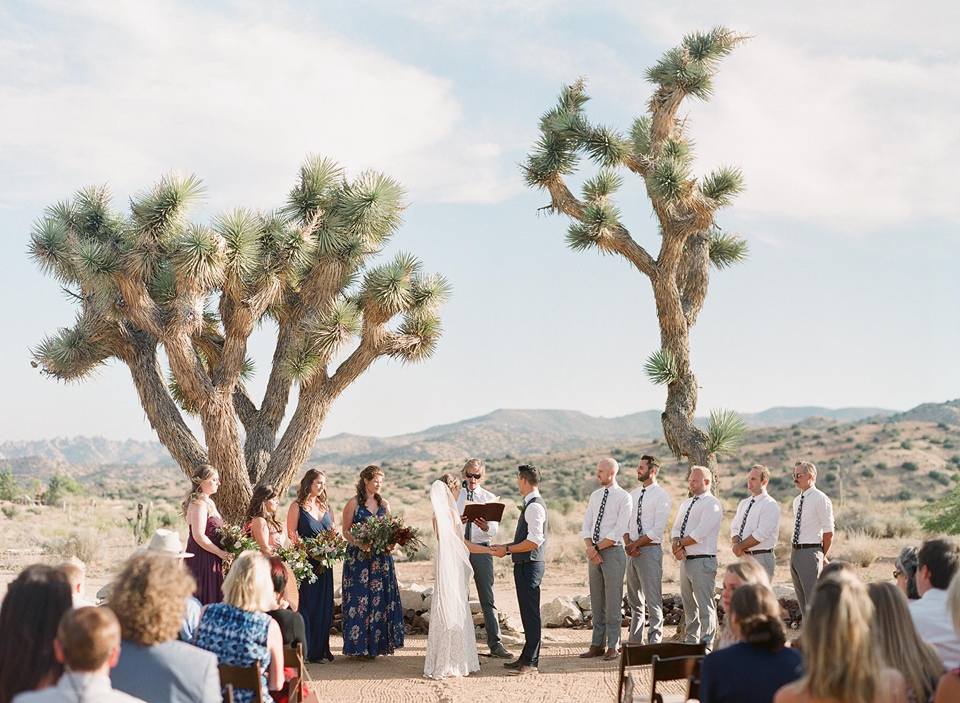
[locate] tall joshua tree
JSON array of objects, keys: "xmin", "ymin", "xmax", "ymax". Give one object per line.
[
  {"xmin": 29, "ymin": 157, "xmax": 449, "ymax": 519},
  {"xmin": 524, "ymin": 27, "xmax": 748, "ymax": 475}
]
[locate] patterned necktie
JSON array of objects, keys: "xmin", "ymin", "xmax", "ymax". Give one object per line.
[
  {"xmin": 737, "ymin": 497, "xmax": 756, "ymax": 540},
  {"xmin": 636, "ymin": 487, "xmax": 647, "ymax": 536},
  {"xmin": 679, "ymin": 495, "xmax": 700, "ymax": 538},
  {"xmin": 465, "ymin": 489, "xmax": 476, "ymax": 541},
  {"xmin": 793, "ymin": 493, "xmax": 805, "ymax": 546},
  {"xmin": 592, "ymin": 488, "xmax": 609, "ymax": 544}
]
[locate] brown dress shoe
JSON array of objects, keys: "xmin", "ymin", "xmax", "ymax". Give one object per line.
[
  {"xmin": 508, "ymin": 664, "xmax": 539, "ymax": 675},
  {"xmin": 602, "ymin": 647, "xmax": 620, "ymax": 661},
  {"xmin": 579, "ymin": 645, "xmax": 605, "ymax": 658}
]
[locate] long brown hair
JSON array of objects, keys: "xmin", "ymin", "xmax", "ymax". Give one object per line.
[
  {"xmin": 245, "ymin": 484, "xmax": 282, "ymax": 533},
  {"xmin": 181, "ymin": 464, "xmax": 217, "ymax": 516},
  {"xmin": 867, "ymin": 581, "xmax": 943, "ymax": 703},
  {"xmin": 297, "ymin": 468, "xmax": 327, "ymax": 513},
  {"xmin": 729, "ymin": 583, "xmax": 786, "ymax": 651},
  {"xmin": 355, "ymin": 465, "xmax": 384, "ymax": 508}
]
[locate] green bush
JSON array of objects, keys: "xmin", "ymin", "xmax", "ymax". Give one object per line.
[
  {"xmin": 900, "ymin": 440, "xmax": 914, "ymax": 450},
  {"xmin": 0, "ymin": 470, "xmax": 19, "ymax": 501},
  {"xmin": 44, "ymin": 473, "xmax": 84, "ymax": 505},
  {"xmin": 929, "ymin": 470, "xmax": 951, "ymax": 486},
  {"xmin": 861, "ymin": 468, "xmax": 875, "ymax": 478},
  {"xmin": 901, "ymin": 461, "xmax": 919, "ymax": 472}
]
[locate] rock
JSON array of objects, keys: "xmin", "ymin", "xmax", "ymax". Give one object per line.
[
  {"xmin": 400, "ymin": 585, "xmax": 428, "ymax": 612},
  {"xmin": 574, "ymin": 594, "xmax": 592, "ymax": 611},
  {"xmin": 541, "ymin": 596, "xmax": 583, "ymax": 627},
  {"xmin": 423, "ymin": 586, "xmax": 434, "ymax": 597},
  {"xmin": 500, "ymin": 633, "xmax": 524, "ymax": 646},
  {"xmin": 422, "ymin": 594, "xmax": 432, "ymax": 611},
  {"xmin": 499, "ymin": 614, "xmax": 523, "ymax": 633},
  {"xmin": 473, "ymin": 612, "xmax": 485, "ymax": 626},
  {"xmin": 773, "ymin": 584, "xmax": 796, "ymax": 600},
  {"xmin": 469, "ymin": 599, "xmax": 482, "ymax": 615}
]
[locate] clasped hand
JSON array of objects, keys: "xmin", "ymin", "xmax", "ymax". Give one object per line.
[{"xmin": 489, "ymin": 544, "xmax": 508, "ymax": 558}]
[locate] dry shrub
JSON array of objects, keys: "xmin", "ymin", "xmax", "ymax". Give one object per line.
[
  {"xmin": 837, "ymin": 507, "xmax": 918, "ymax": 539},
  {"xmin": 833, "ymin": 531, "xmax": 880, "ymax": 567},
  {"xmin": 43, "ymin": 528, "xmax": 102, "ymax": 565}
]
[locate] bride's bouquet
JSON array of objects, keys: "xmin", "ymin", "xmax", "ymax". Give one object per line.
[
  {"xmin": 275, "ymin": 542, "xmax": 317, "ymax": 586},
  {"xmin": 349, "ymin": 515, "xmax": 424, "ymax": 558},
  {"xmin": 302, "ymin": 531, "xmax": 349, "ymax": 574}
]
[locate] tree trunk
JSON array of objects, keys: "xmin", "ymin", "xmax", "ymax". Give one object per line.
[{"xmin": 200, "ymin": 392, "xmax": 252, "ymax": 521}]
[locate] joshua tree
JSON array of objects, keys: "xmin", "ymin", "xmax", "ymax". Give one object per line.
[
  {"xmin": 524, "ymin": 27, "xmax": 748, "ymax": 475},
  {"xmin": 29, "ymin": 157, "xmax": 449, "ymax": 519}
]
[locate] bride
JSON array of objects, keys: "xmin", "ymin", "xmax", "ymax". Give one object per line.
[{"xmin": 424, "ymin": 473, "xmax": 494, "ymax": 679}]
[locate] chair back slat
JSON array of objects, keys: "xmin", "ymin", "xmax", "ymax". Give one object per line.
[
  {"xmin": 218, "ymin": 662, "xmax": 264, "ymax": 703},
  {"xmin": 617, "ymin": 642, "xmax": 707, "ymax": 702},
  {"xmin": 650, "ymin": 655, "xmax": 703, "ymax": 703},
  {"xmin": 283, "ymin": 643, "xmax": 305, "ymax": 703}
]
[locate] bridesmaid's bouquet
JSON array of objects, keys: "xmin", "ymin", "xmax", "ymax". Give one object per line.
[
  {"xmin": 217, "ymin": 523, "xmax": 259, "ymax": 558},
  {"xmin": 275, "ymin": 542, "xmax": 317, "ymax": 586},
  {"xmin": 348, "ymin": 515, "xmax": 424, "ymax": 558},
  {"xmin": 302, "ymin": 531, "xmax": 349, "ymax": 573},
  {"xmin": 387, "ymin": 516, "xmax": 425, "ymax": 559}
]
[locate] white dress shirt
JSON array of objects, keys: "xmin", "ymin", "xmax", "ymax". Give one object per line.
[
  {"xmin": 670, "ymin": 492, "xmax": 723, "ymax": 556},
  {"xmin": 521, "ymin": 489, "xmax": 546, "ymax": 546},
  {"xmin": 13, "ymin": 671, "xmax": 145, "ymax": 703},
  {"xmin": 455, "ymin": 483, "xmax": 500, "ymax": 544},
  {"xmin": 580, "ymin": 482, "xmax": 632, "ymax": 546},
  {"xmin": 791, "ymin": 486, "xmax": 834, "ymax": 544},
  {"xmin": 910, "ymin": 587, "xmax": 960, "ymax": 669},
  {"xmin": 729, "ymin": 490, "xmax": 780, "ymax": 551},
  {"xmin": 626, "ymin": 481, "xmax": 672, "ymax": 544}
]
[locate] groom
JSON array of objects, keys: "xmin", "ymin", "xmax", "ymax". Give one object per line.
[{"xmin": 492, "ymin": 464, "xmax": 547, "ymax": 676}]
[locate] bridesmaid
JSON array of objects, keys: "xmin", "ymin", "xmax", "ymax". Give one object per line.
[
  {"xmin": 340, "ymin": 464, "xmax": 405, "ymax": 658},
  {"xmin": 184, "ymin": 465, "xmax": 230, "ymax": 604},
  {"xmin": 246, "ymin": 484, "xmax": 298, "ymax": 611},
  {"xmin": 286, "ymin": 469, "xmax": 335, "ymax": 663}
]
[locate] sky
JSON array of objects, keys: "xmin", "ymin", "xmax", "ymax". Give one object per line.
[{"xmin": 1, "ymin": 0, "xmax": 958, "ymax": 442}]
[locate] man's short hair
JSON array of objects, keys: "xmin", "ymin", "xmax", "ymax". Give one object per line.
[
  {"xmin": 750, "ymin": 464, "xmax": 770, "ymax": 483},
  {"xmin": 918, "ymin": 538, "xmax": 960, "ymax": 590},
  {"xmin": 462, "ymin": 458, "xmax": 485, "ymax": 476},
  {"xmin": 57, "ymin": 606, "xmax": 120, "ymax": 671},
  {"xmin": 690, "ymin": 465, "xmax": 712, "ymax": 483},
  {"xmin": 795, "ymin": 461, "xmax": 817, "ymax": 479},
  {"xmin": 517, "ymin": 464, "xmax": 540, "ymax": 486},
  {"xmin": 640, "ymin": 455, "xmax": 660, "ymax": 471},
  {"xmin": 58, "ymin": 558, "xmax": 86, "ymax": 588}
]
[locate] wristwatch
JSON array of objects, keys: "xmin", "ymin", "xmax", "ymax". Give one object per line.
[{"xmin": 505, "ymin": 545, "xmax": 511, "ymax": 555}]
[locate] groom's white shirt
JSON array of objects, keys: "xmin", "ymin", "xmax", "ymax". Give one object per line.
[
  {"xmin": 522, "ymin": 489, "xmax": 546, "ymax": 545},
  {"xmin": 456, "ymin": 484, "xmax": 499, "ymax": 544}
]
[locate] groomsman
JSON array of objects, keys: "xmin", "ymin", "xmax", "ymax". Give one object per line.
[
  {"xmin": 456, "ymin": 458, "xmax": 512, "ymax": 659},
  {"xmin": 623, "ymin": 455, "xmax": 672, "ymax": 644},
  {"xmin": 790, "ymin": 460, "xmax": 834, "ymax": 615},
  {"xmin": 671, "ymin": 466, "xmax": 723, "ymax": 647},
  {"xmin": 730, "ymin": 464, "xmax": 781, "ymax": 580},
  {"xmin": 579, "ymin": 458, "xmax": 632, "ymax": 661}
]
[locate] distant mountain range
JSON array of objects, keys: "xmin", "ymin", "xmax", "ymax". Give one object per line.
[{"xmin": 0, "ymin": 404, "xmax": 911, "ymax": 476}]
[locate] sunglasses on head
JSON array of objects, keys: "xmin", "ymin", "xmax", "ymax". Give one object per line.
[
  {"xmin": 893, "ymin": 569, "xmax": 903, "ymax": 579},
  {"xmin": 465, "ymin": 473, "xmax": 482, "ymax": 480}
]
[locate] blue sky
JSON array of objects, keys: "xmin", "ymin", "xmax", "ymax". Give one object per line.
[{"xmin": 1, "ymin": 1, "xmax": 958, "ymax": 442}]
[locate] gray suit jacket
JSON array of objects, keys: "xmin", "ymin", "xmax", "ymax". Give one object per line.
[{"xmin": 111, "ymin": 640, "xmax": 220, "ymax": 703}]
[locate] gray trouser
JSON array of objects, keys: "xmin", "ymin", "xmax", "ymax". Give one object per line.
[
  {"xmin": 747, "ymin": 551, "xmax": 776, "ymax": 582},
  {"xmin": 679, "ymin": 556, "xmax": 718, "ymax": 646},
  {"xmin": 588, "ymin": 545, "xmax": 627, "ymax": 649},
  {"xmin": 470, "ymin": 552, "xmax": 502, "ymax": 650},
  {"xmin": 626, "ymin": 544, "xmax": 664, "ymax": 644},
  {"xmin": 790, "ymin": 547, "xmax": 823, "ymax": 616}
]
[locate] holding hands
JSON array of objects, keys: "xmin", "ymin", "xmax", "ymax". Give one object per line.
[{"xmin": 489, "ymin": 544, "xmax": 508, "ymax": 558}]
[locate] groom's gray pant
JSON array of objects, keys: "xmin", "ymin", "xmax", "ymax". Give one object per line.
[
  {"xmin": 588, "ymin": 545, "xmax": 626, "ymax": 649},
  {"xmin": 469, "ymin": 552, "xmax": 503, "ymax": 650}
]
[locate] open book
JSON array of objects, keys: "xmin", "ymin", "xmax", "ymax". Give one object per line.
[{"xmin": 462, "ymin": 502, "xmax": 505, "ymax": 522}]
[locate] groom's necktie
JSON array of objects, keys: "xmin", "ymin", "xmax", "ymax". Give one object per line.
[
  {"xmin": 465, "ymin": 488, "xmax": 475, "ymax": 541},
  {"xmin": 592, "ymin": 487, "xmax": 609, "ymax": 545}
]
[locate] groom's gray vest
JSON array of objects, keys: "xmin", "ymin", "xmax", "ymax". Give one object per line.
[{"xmin": 513, "ymin": 495, "xmax": 547, "ymax": 563}]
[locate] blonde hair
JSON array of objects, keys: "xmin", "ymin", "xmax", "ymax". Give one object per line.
[
  {"xmin": 182, "ymin": 465, "xmax": 218, "ymax": 515},
  {"xmin": 720, "ymin": 558, "xmax": 771, "ymax": 644},
  {"xmin": 795, "ymin": 460, "xmax": 817, "ymax": 479},
  {"xmin": 110, "ymin": 553, "xmax": 195, "ymax": 645},
  {"xmin": 750, "ymin": 464, "xmax": 770, "ymax": 483},
  {"xmin": 57, "ymin": 607, "xmax": 120, "ymax": 672},
  {"xmin": 801, "ymin": 572, "xmax": 882, "ymax": 703},
  {"xmin": 57, "ymin": 558, "xmax": 86, "ymax": 589},
  {"xmin": 439, "ymin": 473, "xmax": 460, "ymax": 493},
  {"xmin": 222, "ymin": 551, "xmax": 275, "ymax": 612},
  {"xmin": 690, "ymin": 465, "xmax": 713, "ymax": 484},
  {"xmin": 462, "ymin": 458, "xmax": 485, "ymax": 476},
  {"xmin": 867, "ymin": 581, "xmax": 943, "ymax": 703}
]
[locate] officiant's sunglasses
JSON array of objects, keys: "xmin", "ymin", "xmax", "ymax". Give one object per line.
[{"xmin": 465, "ymin": 472, "xmax": 482, "ymax": 479}]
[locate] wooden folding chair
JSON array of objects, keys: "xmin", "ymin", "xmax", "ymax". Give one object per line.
[
  {"xmin": 686, "ymin": 673, "xmax": 701, "ymax": 702},
  {"xmin": 219, "ymin": 662, "xmax": 264, "ymax": 703},
  {"xmin": 616, "ymin": 642, "xmax": 706, "ymax": 703},
  {"xmin": 222, "ymin": 684, "xmax": 234, "ymax": 703},
  {"xmin": 650, "ymin": 654, "xmax": 703, "ymax": 703},
  {"xmin": 283, "ymin": 643, "xmax": 305, "ymax": 703}
]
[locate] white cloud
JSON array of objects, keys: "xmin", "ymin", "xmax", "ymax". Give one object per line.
[{"xmin": 0, "ymin": 0, "xmax": 517, "ymax": 210}]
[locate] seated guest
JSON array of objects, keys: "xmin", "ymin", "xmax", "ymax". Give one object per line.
[
  {"xmin": 140, "ymin": 529, "xmax": 203, "ymax": 642},
  {"xmin": 0, "ymin": 564, "xmax": 74, "ymax": 703},
  {"xmin": 868, "ymin": 582, "xmax": 943, "ymax": 703},
  {"xmin": 267, "ymin": 557, "xmax": 306, "ymax": 647},
  {"xmin": 109, "ymin": 553, "xmax": 220, "ymax": 703},
  {"xmin": 701, "ymin": 583, "xmax": 803, "ymax": 703},
  {"xmin": 817, "ymin": 559, "xmax": 855, "ymax": 582},
  {"xmin": 716, "ymin": 558, "xmax": 770, "ymax": 650},
  {"xmin": 774, "ymin": 572, "xmax": 907, "ymax": 703},
  {"xmin": 934, "ymin": 572, "xmax": 960, "ymax": 703},
  {"xmin": 12, "ymin": 607, "xmax": 144, "ymax": 703},
  {"xmin": 193, "ymin": 552, "xmax": 283, "ymax": 703},
  {"xmin": 57, "ymin": 559, "xmax": 93, "ymax": 608},
  {"xmin": 895, "ymin": 547, "xmax": 920, "ymax": 601},
  {"xmin": 910, "ymin": 538, "xmax": 960, "ymax": 669}
]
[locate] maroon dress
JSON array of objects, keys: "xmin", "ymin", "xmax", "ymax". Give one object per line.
[{"xmin": 187, "ymin": 513, "xmax": 225, "ymax": 604}]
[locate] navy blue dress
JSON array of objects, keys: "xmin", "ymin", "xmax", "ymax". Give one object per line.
[
  {"xmin": 341, "ymin": 503, "xmax": 405, "ymax": 657},
  {"xmin": 297, "ymin": 505, "xmax": 335, "ymax": 662},
  {"xmin": 699, "ymin": 642, "xmax": 804, "ymax": 703}
]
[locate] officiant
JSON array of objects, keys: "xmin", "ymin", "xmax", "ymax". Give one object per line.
[{"xmin": 456, "ymin": 458, "xmax": 513, "ymax": 659}]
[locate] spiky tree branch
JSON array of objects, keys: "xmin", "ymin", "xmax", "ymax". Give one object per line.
[{"xmin": 524, "ymin": 27, "xmax": 749, "ymax": 478}]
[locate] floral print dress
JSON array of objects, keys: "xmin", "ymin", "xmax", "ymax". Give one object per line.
[{"xmin": 341, "ymin": 503, "xmax": 405, "ymax": 656}]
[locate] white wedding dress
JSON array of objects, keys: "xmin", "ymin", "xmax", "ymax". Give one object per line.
[{"xmin": 423, "ymin": 481, "xmax": 480, "ymax": 679}]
